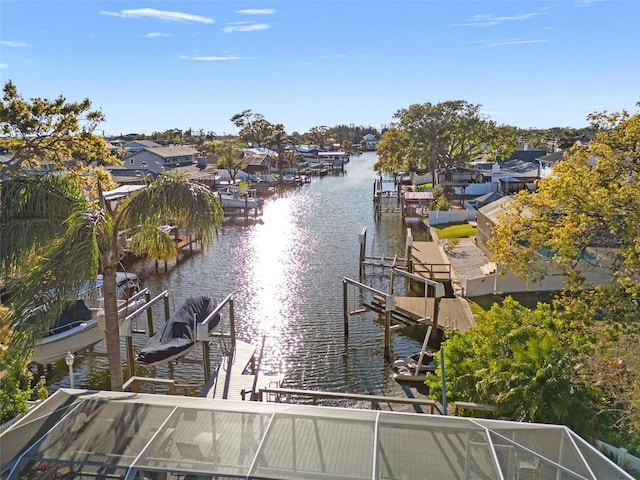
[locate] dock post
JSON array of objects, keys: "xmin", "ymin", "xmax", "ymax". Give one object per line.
[
  {"xmin": 229, "ymin": 297, "xmax": 236, "ymax": 350},
  {"xmin": 384, "ymin": 294, "xmax": 394, "ymax": 359},
  {"xmin": 406, "ymin": 228, "xmax": 414, "ymax": 274},
  {"xmin": 163, "ymin": 293, "xmax": 170, "ymax": 322},
  {"xmin": 202, "ymin": 340, "xmax": 211, "ymax": 382},
  {"xmin": 126, "ymin": 336, "xmax": 135, "ymax": 378},
  {"xmin": 145, "ymin": 291, "xmax": 154, "ymax": 336},
  {"xmin": 358, "ymin": 227, "xmax": 367, "ymax": 276},
  {"xmin": 342, "ymin": 280, "xmax": 349, "ymax": 337}
]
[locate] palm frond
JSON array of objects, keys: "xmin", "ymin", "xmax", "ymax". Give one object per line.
[
  {"xmin": 125, "ymin": 225, "xmax": 178, "ymax": 261},
  {"xmin": 6, "ymin": 208, "xmax": 102, "ymax": 362},
  {"xmin": 0, "ymin": 174, "xmax": 88, "ymax": 276},
  {"xmin": 117, "ymin": 172, "xmax": 223, "ymax": 254}
]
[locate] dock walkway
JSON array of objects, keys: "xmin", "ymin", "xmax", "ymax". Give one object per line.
[
  {"xmin": 201, "ymin": 339, "xmax": 282, "ymax": 401},
  {"xmin": 393, "ymin": 240, "xmax": 476, "ymax": 332}
]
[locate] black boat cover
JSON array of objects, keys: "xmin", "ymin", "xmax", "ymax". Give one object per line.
[
  {"xmin": 50, "ymin": 300, "xmax": 94, "ymax": 335},
  {"xmin": 136, "ymin": 296, "xmax": 220, "ymax": 365}
]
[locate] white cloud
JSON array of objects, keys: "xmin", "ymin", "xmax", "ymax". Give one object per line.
[
  {"xmin": 0, "ymin": 63, "xmax": 8, "ymax": 69},
  {"xmin": 222, "ymin": 23, "xmax": 270, "ymax": 33},
  {"xmin": 144, "ymin": 32, "xmax": 170, "ymax": 38},
  {"xmin": 456, "ymin": 8, "xmax": 549, "ymax": 27},
  {"xmin": 179, "ymin": 55, "xmax": 248, "ymax": 61},
  {"xmin": 236, "ymin": 9, "xmax": 276, "ymax": 15},
  {"xmin": 574, "ymin": 0, "xmax": 605, "ymax": 6},
  {"xmin": 100, "ymin": 8, "xmax": 214, "ymax": 24},
  {"xmin": 0, "ymin": 40, "xmax": 30, "ymax": 48},
  {"xmin": 320, "ymin": 54, "xmax": 349, "ymax": 59},
  {"xmin": 473, "ymin": 39, "xmax": 550, "ymax": 48}
]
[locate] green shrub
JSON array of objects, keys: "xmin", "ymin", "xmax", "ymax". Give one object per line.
[{"xmin": 0, "ymin": 361, "xmax": 33, "ymax": 423}]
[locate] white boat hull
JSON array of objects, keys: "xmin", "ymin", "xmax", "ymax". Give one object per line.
[
  {"xmin": 219, "ymin": 195, "xmax": 259, "ymax": 209},
  {"xmin": 32, "ymin": 316, "xmax": 103, "ymax": 365},
  {"xmin": 32, "ymin": 297, "xmax": 147, "ymax": 365}
]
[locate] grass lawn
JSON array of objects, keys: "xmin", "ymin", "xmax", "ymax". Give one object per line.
[{"xmin": 434, "ymin": 222, "xmax": 476, "ymax": 239}]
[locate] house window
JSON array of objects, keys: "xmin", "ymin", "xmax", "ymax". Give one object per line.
[{"xmin": 129, "ymin": 159, "xmax": 134, "ymax": 165}]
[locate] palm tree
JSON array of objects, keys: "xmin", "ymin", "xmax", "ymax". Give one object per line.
[
  {"xmin": 217, "ymin": 140, "xmax": 245, "ymax": 184},
  {"xmin": 1, "ymin": 171, "xmax": 223, "ymax": 391}
]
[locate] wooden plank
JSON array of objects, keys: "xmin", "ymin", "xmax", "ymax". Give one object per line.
[
  {"xmin": 203, "ymin": 340, "xmax": 282, "ymax": 400},
  {"xmin": 393, "ymin": 296, "xmax": 476, "ymax": 332}
]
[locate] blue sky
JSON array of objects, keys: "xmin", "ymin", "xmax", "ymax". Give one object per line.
[{"xmin": 1, "ymin": 0, "xmax": 638, "ymax": 137}]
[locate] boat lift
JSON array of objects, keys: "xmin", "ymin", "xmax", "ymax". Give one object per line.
[{"xmin": 343, "ymin": 267, "xmax": 445, "ymax": 360}]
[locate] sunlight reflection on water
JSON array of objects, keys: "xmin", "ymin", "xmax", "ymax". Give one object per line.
[{"xmin": 49, "ymin": 153, "xmax": 433, "ymax": 398}]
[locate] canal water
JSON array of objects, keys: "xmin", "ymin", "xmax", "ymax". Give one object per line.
[{"xmin": 49, "ymin": 152, "xmax": 432, "ymax": 400}]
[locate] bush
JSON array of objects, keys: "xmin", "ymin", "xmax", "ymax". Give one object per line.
[{"xmin": 0, "ymin": 361, "xmax": 34, "ymax": 423}]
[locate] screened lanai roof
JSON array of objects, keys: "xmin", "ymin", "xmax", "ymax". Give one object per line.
[{"xmin": 1, "ymin": 389, "xmax": 631, "ymax": 480}]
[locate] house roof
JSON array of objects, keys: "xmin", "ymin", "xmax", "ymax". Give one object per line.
[
  {"xmin": 499, "ymin": 159, "xmax": 540, "ymax": 177},
  {"xmin": 2, "ymin": 389, "xmax": 631, "ymax": 480},
  {"xmin": 242, "ymin": 148, "xmax": 273, "ymax": 167},
  {"xmin": 537, "ymin": 151, "xmax": 566, "ymax": 164},
  {"xmin": 478, "ymin": 196, "xmax": 514, "ymax": 223},
  {"xmin": 474, "ymin": 191, "xmax": 503, "ymax": 204},
  {"xmin": 143, "ymin": 145, "xmax": 199, "ymax": 158},
  {"xmin": 124, "ymin": 140, "xmax": 162, "ymax": 149}
]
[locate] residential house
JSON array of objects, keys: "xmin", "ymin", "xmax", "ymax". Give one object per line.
[
  {"xmin": 471, "ymin": 196, "xmax": 616, "ymax": 296},
  {"xmin": 123, "ymin": 145, "xmax": 199, "ymax": 174},
  {"xmin": 362, "ymin": 133, "xmax": 379, "ymax": 150},
  {"xmin": 470, "ymin": 159, "xmax": 540, "ymax": 196},
  {"xmin": 537, "ymin": 151, "xmax": 566, "ymax": 179},
  {"xmin": 241, "ymin": 147, "xmax": 275, "ymax": 175}
]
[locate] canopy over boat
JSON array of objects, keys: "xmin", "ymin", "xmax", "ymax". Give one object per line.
[{"xmin": 136, "ymin": 296, "xmax": 219, "ymax": 366}]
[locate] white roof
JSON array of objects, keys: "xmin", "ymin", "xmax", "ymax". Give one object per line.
[
  {"xmin": 2, "ymin": 389, "xmax": 631, "ymax": 479},
  {"xmin": 103, "ymin": 184, "xmax": 145, "ymax": 201}
]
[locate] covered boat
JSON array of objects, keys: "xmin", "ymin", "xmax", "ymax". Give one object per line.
[
  {"xmin": 136, "ymin": 296, "xmax": 220, "ymax": 366},
  {"xmin": 32, "ymin": 272, "xmax": 144, "ymax": 365},
  {"xmin": 32, "ymin": 300, "xmax": 102, "ymax": 365}
]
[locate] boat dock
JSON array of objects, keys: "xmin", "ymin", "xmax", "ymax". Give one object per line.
[
  {"xmin": 201, "ymin": 339, "xmax": 282, "ymax": 401},
  {"xmin": 368, "ymin": 295, "xmax": 475, "ymax": 332},
  {"xmin": 351, "ymin": 227, "xmax": 476, "ymax": 349}
]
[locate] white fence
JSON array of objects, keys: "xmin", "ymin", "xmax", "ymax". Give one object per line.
[
  {"xmin": 597, "ymin": 440, "xmax": 640, "ymax": 476},
  {"xmin": 427, "ymin": 209, "xmax": 477, "ymax": 225}
]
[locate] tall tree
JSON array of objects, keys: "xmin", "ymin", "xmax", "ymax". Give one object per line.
[
  {"xmin": 0, "ymin": 83, "xmax": 224, "ymax": 391},
  {"xmin": 216, "ymin": 140, "xmax": 245, "ymax": 183},
  {"xmin": 489, "ymin": 103, "xmax": 640, "ymax": 284},
  {"xmin": 262, "ymin": 123, "xmax": 288, "ymax": 171},
  {"xmin": 305, "ymin": 125, "xmax": 331, "ymax": 148},
  {"xmin": 230, "ymin": 110, "xmax": 275, "ymax": 147},
  {"xmin": 389, "ymin": 100, "xmax": 517, "ymax": 180},
  {"xmin": 488, "ymin": 103, "xmax": 640, "ymax": 452},
  {"xmin": 2, "ymin": 172, "xmax": 223, "ymax": 391},
  {"xmin": 0, "ymin": 80, "xmax": 118, "ymax": 175},
  {"xmin": 374, "ymin": 127, "xmax": 413, "ymax": 174}
]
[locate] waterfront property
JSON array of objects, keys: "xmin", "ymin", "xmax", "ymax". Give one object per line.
[{"xmin": 1, "ymin": 389, "xmax": 631, "ymax": 479}]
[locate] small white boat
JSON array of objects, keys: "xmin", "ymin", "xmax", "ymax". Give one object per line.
[
  {"xmin": 32, "ymin": 273, "xmax": 144, "ymax": 365},
  {"xmin": 317, "ymin": 150, "xmax": 350, "ymax": 167},
  {"xmin": 217, "ymin": 186, "xmax": 260, "ymax": 209}
]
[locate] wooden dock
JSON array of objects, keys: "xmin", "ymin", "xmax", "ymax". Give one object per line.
[
  {"xmin": 409, "ymin": 241, "xmax": 452, "ymax": 282},
  {"xmin": 201, "ymin": 340, "xmax": 282, "ymax": 401},
  {"xmin": 367, "ymin": 295, "xmax": 474, "ymax": 332}
]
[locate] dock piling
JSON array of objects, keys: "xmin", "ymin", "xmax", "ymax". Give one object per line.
[
  {"xmin": 342, "ymin": 280, "xmax": 349, "ymax": 337},
  {"xmin": 358, "ymin": 227, "xmax": 367, "ymax": 276}
]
